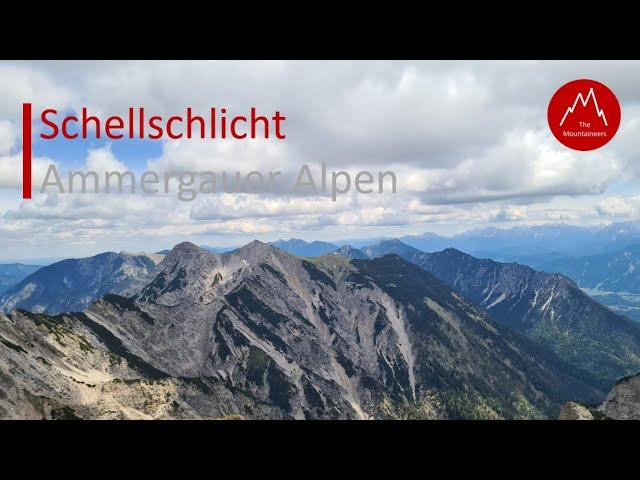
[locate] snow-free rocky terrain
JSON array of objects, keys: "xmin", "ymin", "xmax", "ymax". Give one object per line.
[
  {"xmin": 0, "ymin": 242, "xmax": 603, "ymax": 419},
  {"xmin": 341, "ymin": 240, "xmax": 640, "ymax": 389}
]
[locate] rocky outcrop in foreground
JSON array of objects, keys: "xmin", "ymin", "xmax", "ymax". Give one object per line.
[
  {"xmin": 599, "ymin": 374, "xmax": 640, "ymax": 419},
  {"xmin": 559, "ymin": 402, "xmax": 595, "ymax": 420},
  {"xmin": 560, "ymin": 373, "xmax": 640, "ymax": 420}
]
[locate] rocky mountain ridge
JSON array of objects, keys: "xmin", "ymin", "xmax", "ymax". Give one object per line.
[
  {"xmin": 338, "ymin": 240, "xmax": 640, "ymax": 387},
  {"xmin": 0, "ymin": 242, "xmax": 602, "ymax": 419}
]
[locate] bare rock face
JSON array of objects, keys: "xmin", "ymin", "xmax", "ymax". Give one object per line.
[
  {"xmin": 559, "ymin": 402, "xmax": 594, "ymax": 420},
  {"xmin": 0, "ymin": 309, "xmax": 277, "ymax": 419},
  {"xmin": 599, "ymin": 374, "xmax": 640, "ymax": 420},
  {"xmin": 0, "ymin": 242, "xmax": 605, "ymax": 420},
  {"xmin": 559, "ymin": 374, "xmax": 640, "ymax": 420}
]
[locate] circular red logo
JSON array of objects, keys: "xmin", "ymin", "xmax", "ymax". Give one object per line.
[{"xmin": 547, "ymin": 79, "xmax": 621, "ymax": 151}]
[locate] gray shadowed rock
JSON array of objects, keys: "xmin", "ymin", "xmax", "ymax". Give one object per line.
[
  {"xmin": 0, "ymin": 252, "xmax": 163, "ymax": 315},
  {"xmin": 0, "ymin": 242, "xmax": 604, "ymax": 419},
  {"xmin": 135, "ymin": 242, "xmax": 224, "ymax": 306},
  {"xmin": 599, "ymin": 374, "xmax": 640, "ymax": 420},
  {"xmin": 0, "ymin": 309, "xmax": 267, "ymax": 419},
  {"xmin": 355, "ymin": 240, "xmax": 640, "ymax": 388}
]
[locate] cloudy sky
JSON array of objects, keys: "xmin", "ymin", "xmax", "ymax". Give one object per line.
[{"xmin": 1, "ymin": 60, "xmax": 640, "ymax": 262}]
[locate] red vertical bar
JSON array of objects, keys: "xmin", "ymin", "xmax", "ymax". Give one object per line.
[{"xmin": 22, "ymin": 103, "xmax": 32, "ymax": 199}]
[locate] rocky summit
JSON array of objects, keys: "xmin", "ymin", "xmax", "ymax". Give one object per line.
[{"xmin": 0, "ymin": 242, "xmax": 602, "ymax": 419}]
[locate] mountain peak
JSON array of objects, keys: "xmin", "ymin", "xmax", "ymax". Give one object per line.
[
  {"xmin": 440, "ymin": 247, "xmax": 469, "ymax": 256},
  {"xmin": 171, "ymin": 241, "xmax": 203, "ymax": 253},
  {"xmin": 235, "ymin": 239, "xmax": 274, "ymax": 255},
  {"xmin": 361, "ymin": 239, "xmax": 424, "ymax": 261},
  {"xmin": 161, "ymin": 242, "xmax": 211, "ymax": 265},
  {"xmin": 333, "ymin": 245, "xmax": 368, "ymax": 260},
  {"xmin": 227, "ymin": 240, "xmax": 282, "ymax": 262},
  {"xmin": 245, "ymin": 239, "xmax": 267, "ymax": 248}
]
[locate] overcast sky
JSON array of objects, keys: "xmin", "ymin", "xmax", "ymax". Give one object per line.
[{"xmin": 1, "ymin": 60, "xmax": 640, "ymax": 261}]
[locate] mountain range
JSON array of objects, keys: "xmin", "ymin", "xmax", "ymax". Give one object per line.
[
  {"xmin": 0, "ymin": 241, "xmax": 604, "ymax": 419},
  {"xmin": 0, "ymin": 252, "xmax": 163, "ymax": 314},
  {"xmin": 6, "ymin": 238, "xmax": 640, "ymax": 387},
  {"xmin": 198, "ymin": 233, "xmax": 640, "ymax": 325},
  {"xmin": 5, "ymin": 235, "xmax": 640, "ymax": 419},
  {"xmin": 200, "ymin": 239, "xmax": 340, "ymax": 257},
  {"xmin": 333, "ymin": 240, "xmax": 640, "ymax": 388},
  {"xmin": 506, "ymin": 244, "xmax": 640, "ymax": 322},
  {"xmin": 398, "ymin": 221, "xmax": 640, "ymax": 258}
]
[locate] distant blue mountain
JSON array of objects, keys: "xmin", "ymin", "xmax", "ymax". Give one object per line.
[
  {"xmin": 269, "ymin": 238, "xmax": 339, "ymax": 257},
  {"xmin": 527, "ymin": 244, "xmax": 640, "ymax": 295},
  {"xmin": 334, "ymin": 236, "xmax": 394, "ymax": 249},
  {"xmin": 200, "ymin": 245, "xmax": 237, "ymax": 254},
  {"xmin": 0, "ymin": 264, "xmax": 42, "ymax": 295},
  {"xmin": 0, "ymin": 252, "xmax": 160, "ymax": 314},
  {"xmin": 398, "ymin": 221, "xmax": 640, "ymax": 258},
  {"xmin": 360, "ymin": 239, "xmax": 424, "ymax": 260}
]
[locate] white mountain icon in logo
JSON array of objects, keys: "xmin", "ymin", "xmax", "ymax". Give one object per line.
[{"xmin": 559, "ymin": 87, "xmax": 608, "ymax": 127}]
